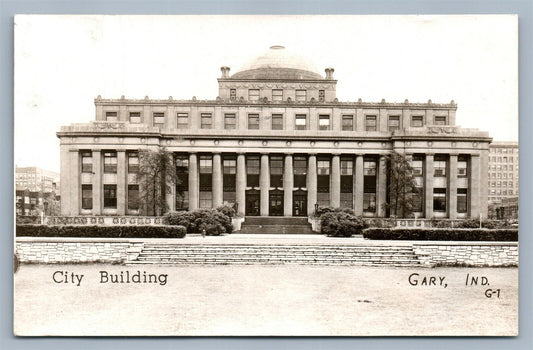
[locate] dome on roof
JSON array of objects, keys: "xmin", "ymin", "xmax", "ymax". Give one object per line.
[{"xmin": 231, "ymin": 46, "xmax": 324, "ymax": 80}]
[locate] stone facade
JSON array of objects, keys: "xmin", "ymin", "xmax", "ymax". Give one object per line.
[{"xmin": 413, "ymin": 242, "xmax": 518, "ymax": 266}]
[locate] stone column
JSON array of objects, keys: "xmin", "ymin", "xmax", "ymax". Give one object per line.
[
  {"xmin": 69, "ymin": 150, "xmax": 80, "ymax": 215},
  {"xmin": 448, "ymin": 154, "xmax": 458, "ymax": 219},
  {"xmin": 376, "ymin": 155, "xmax": 387, "ymax": 217},
  {"xmin": 212, "ymin": 153, "xmax": 223, "ymax": 208},
  {"xmin": 188, "ymin": 153, "xmax": 199, "ymax": 210},
  {"xmin": 117, "ymin": 150, "xmax": 126, "ymax": 215},
  {"xmin": 470, "ymin": 154, "xmax": 481, "ymax": 218},
  {"xmin": 424, "ymin": 153, "xmax": 434, "ymax": 218},
  {"xmin": 236, "ymin": 153, "xmax": 246, "ymax": 216},
  {"xmin": 331, "ymin": 154, "xmax": 341, "ymax": 208},
  {"xmin": 307, "ymin": 154, "xmax": 317, "ymax": 215},
  {"xmin": 92, "ymin": 150, "xmax": 102, "ymax": 215},
  {"xmin": 260, "ymin": 154, "xmax": 270, "ymax": 216},
  {"xmin": 166, "ymin": 154, "xmax": 176, "ymax": 213},
  {"xmin": 283, "ymin": 154, "xmax": 294, "ymax": 216},
  {"xmin": 59, "ymin": 145, "xmax": 71, "ymax": 215},
  {"xmin": 354, "ymin": 154, "xmax": 364, "ymax": 215}
]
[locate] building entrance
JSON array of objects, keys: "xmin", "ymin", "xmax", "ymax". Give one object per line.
[
  {"xmin": 293, "ymin": 190, "xmax": 307, "ymax": 216},
  {"xmin": 245, "ymin": 190, "xmax": 260, "ymax": 216},
  {"xmin": 269, "ymin": 190, "xmax": 284, "ymax": 216}
]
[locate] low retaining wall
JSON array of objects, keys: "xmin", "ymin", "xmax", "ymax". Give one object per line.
[{"xmin": 46, "ymin": 216, "xmax": 165, "ymax": 226}]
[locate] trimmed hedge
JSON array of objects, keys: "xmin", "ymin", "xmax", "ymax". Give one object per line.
[
  {"xmin": 363, "ymin": 228, "xmax": 518, "ymax": 241},
  {"xmin": 164, "ymin": 208, "xmax": 233, "ymax": 235},
  {"xmin": 16, "ymin": 225, "xmax": 187, "ymax": 238},
  {"xmin": 319, "ymin": 209, "xmax": 366, "ymax": 237}
]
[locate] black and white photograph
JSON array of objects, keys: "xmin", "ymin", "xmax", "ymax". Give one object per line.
[{"xmin": 13, "ymin": 15, "xmax": 519, "ymax": 336}]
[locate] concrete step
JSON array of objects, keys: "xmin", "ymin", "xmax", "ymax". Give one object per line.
[
  {"xmin": 238, "ymin": 225, "xmax": 314, "ymax": 234},
  {"xmin": 243, "ymin": 216, "xmax": 309, "ymax": 225}
]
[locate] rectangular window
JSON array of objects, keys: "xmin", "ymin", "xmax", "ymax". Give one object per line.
[
  {"xmin": 201, "ymin": 113, "xmax": 212, "ymax": 129},
  {"xmin": 319, "ymin": 115, "xmax": 330, "ymax": 130},
  {"xmin": 317, "ymin": 160, "xmax": 330, "ymax": 175},
  {"xmin": 412, "ymin": 156, "xmax": 423, "ymax": 176},
  {"xmin": 458, "ymin": 156, "xmax": 468, "ymax": 177},
  {"xmin": 105, "ymin": 111, "xmax": 118, "ymax": 122},
  {"xmin": 363, "ymin": 160, "xmax": 377, "ymax": 176},
  {"xmin": 365, "ymin": 115, "xmax": 377, "ymax": 131},
  {"xmin": 246, "ymin": 155, "xmax": 260, "ymax": 188},
  {"xmin": 295, "ymin": 90, "xmax": 307, "ymax": 102},
  {"xmin": 457, "ymin": 188, "xmax": 467, "ymax": 213},
  {"xmin": 388, "ymin": 115, "xmax": 400, "ymax": 132},
  {"xmin": 341, "ymin": 158, "xmax": 353, "ymax": 194},
  {"xmin": 153, "ymin": 112, "xmax": 165, "ymax": 128},
  {"xmin": 175, "ymin": 154, "xmax": 189, "ymax": 210},
  {"xmin": 129, "ymin": 112, "xmax": 141, "ymax": 124},
  {"xmin": 434, "ymin": 156, "xmax": 447, "ymax": 177},
  {"xmin": 293, "ymin": 156, "xmax": 307, "ymax": 188},
  {"xmin": 295, "ymin": 114, "xmax": 307, "ymax": 130},
  {"xmin": 224, "ymin": 113, "xmax": 236, "ymax": 129},
  {"xmin": 128, "ymin": 184, "xmax": 139, "ymax": 210},
  {"xmin": 199, "ymin": 191, "xmax": 213, "ymax": 209},
  {"xmin": 223, "ymin": 157, "xmax": 237, "ymax": 192},
  {"xmin": 272, "ymin": 114, "xmax": 283, "ymax": 130},
  {"xmin": 177, "ymin": 113, "xmax": 188, "ymax": 129},
  {"xmin": 433, "ymin": 188, "xmax": 446, "ymax": 212},
  {"xmin": 248, "ymin": 89, "xmax": 260, "ymax": 101},
  {"xmin": 81, "ymin": 184, "xmax": 92, "ymax": 210},
  {"xmin": 81, "ymin": 151, "xmax": 92, "ymax": 173},
  {"xmin": 128, "ymin": 152, "xmax": 139, "ymax": 173},
  {"xmin": 199, "ymin": 155, "xmax": 213, "ymax": 207},
  {"xmin": 318, "ymin": 90, "xmax": 325, "ymax": 102},
  {"xmin": 103, "ymin": 151, "xmax": 117, "ymax": 173},
  {"xmin": 411, "ymin": 116, "xmax": 423, "ymax": 127},
  {"xmin": 272, "ymin": 89, "xmax": 283, "ymax": 101},
  {"xmin": 434, "ymin": 116, "xmax": 447, "ymax": 125},
  {"xmin": 270, "ymin": 156, "xmax": 284, "ymax": 188},
  {"xmin": 248, "ymin": 114, "xmax": 260, "ymax": 129},
  {"xmin": 103, "ymin": 184, "xmax": 117, "ymax": 209},
  {"xmin": 363, "ymin": 193, "xmax": 376, "ymax": 212},
  {"xmin": 230, "ymin": 89, "xmax": 236, "ymax": 101},
  {"xmin": 342, "ymin": 115, "xmax": 354, "ymax": 131}
]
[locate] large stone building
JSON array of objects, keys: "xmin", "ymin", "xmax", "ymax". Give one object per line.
[
  {"xmin": 57, "ymin": 46, "xmax": 491, "ymax": 219},
  {"xmin": 487, "ymin": 141, "xmax": 519, "ymax": 203}
]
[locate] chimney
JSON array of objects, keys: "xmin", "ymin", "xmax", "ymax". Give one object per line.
[
  {"xmin": 325, "ymin": 67, "xmax": 335, "ymax": 80},
  {"xmin": 220, "ymin": 66, "xmax": 230, "ymax": 78}
]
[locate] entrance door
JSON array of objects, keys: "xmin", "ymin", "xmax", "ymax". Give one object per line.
[
  {"xmin": 246, "ymin": 190, "xmax": 260, "ymax": 216},
  {"xmin": 269, "ymin": 190, "xmax": 284, "ymax": 216},
  {"xmin": 293, "ymin": 190, "xmax": 307, "ymax": 216}
]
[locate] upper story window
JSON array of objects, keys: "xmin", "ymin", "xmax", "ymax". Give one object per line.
[
  {"xmin": 177, "ymin": 113, "xmax": 188, "ymax": 129},
  {"xmin": 434, "ymin": 155, "xmax": 447, "ymax": 177},
  {"xmin": 230, "ymin": 89, "xmax": 236, "ymax": 101},
  {"xmin": 319, "ymin": 115, "xmax": 330, "ymax": 130},
  {"xmin": 319, "ymin": 90, "xmax": 325, "ymax": 102},
  {"xmin": 272, "ymin": 89, "xmax": 283, "ymax": 101},
  {"xmin": 129, "ymin": 112, "xmax": 141, "ymax": 124},
  {"xmin": 103, "ymin": 151, "xmax": 117, "ymax": 174},
  {"xmin": 388, "ymin": 116, "xmax": 400, "ymax": 132},
  {"xmin": 248, "ymin": 89, "xmax": 260, "ymax": 101},
  {"xmin": 153, "ymin": 112, "xmax": 165, "ymax": 128},
  {"xmin": 412, "ymin": 156, "xmax": 423, "ymax": 176},
  {"xmin": 295, "ymin": 90, "xmax": 306, "ymax": 102},
  {"xmin": 272, "ymin": 114, "xmax": 283, "ymax": 130},
  {"xmin": 201, "ymin": 113, "xmax": 212, "ymax": 129},
  {"xmin": 365, "ymin": 115, "xmax": 377, "ymax": 131},
  {"xmin": 128, "ymin": 152, "xmax": 139, "ymax": 173},
  {"xmin": 224, "ymin": 114, "xmax": 236, "ymax": 129},
  {"xmin": 363, "ymin": 160, "xmax": 377, "ymax": 176},
  {"xmin": 411, "ymin": 116, "xmax": 423, "ymax": 127},
  {"xmin": 248, "ymin": 114, "xmax": 260, "ymax": 130},
  {"xmin": 106, "ymin": 112, "xmax": 118, "ymax": 122},
  {"xmin": 81, "ymin": 151, "xmax": 92, "ymax": 173},
  {"xmin": 458, "ymin": 156, "xmax": 468, "ymax": 177},
  {"xmin": 317, "ymin": 160, "xmax": 330, "ymax": 175},
  {"xmin": 340, "ymin": 159, "xmax": 353, "ymax": 176},
  {"xmin": 434, "ymin": 116, "xmax": 447, "ymax": 125},
  {"xmin": 295, "ymin": 114, "xmax": 307, "ymax": 130},
  {"xmin": 342, "ymin": 115, "xmax": 354, "ymax": 131}
]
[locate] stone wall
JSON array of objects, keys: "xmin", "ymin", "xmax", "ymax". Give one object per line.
[
  {"xmin": 46, "ymin": 216, "xmax": 165, "ymax": 226},
  {"xmin": 413, "ymin": 242, "xmax": 518, "ymax": 267}
]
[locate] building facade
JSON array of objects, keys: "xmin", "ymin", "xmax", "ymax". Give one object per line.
[
  {"xmin": 487, "ymin": 141, "xmax": 519, "ymax": 204},
  {"xmin": 57, "ymin": 46, "xmax": 491, "ymax": 219},
  {"xmin": 15, "ymin": 166, "xmax": 60, "ymax": 193}
]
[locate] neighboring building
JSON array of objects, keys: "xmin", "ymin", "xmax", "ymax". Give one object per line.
[
  {"xmin": 15, "ymin": 166, "xmax": 60, "ymax": 193},
  {"xmin": 57, "ymin": 46, "xmax": 491, "ymax": 219},
  {"xmin": 487, "ymin": 141, "xmax": 519, "ymax": 204},
  {"xmin": 15, "ymin": 187, "xmax": 60, "ymax": 217}
]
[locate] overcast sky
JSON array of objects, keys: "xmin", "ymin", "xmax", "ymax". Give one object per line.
[{"xmin": 14, "ymin": 15, "xmax": 518, "ymax": 173}]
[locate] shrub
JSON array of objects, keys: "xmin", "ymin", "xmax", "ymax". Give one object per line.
[
  {"xmin": 16, "ymin": 225, "xmax": 187, "ymax": 238},
  {"xmin": 313, "ymin": 206, "xmax": 335, "ymax": 218},
  {"xmin": 320, "ymin": 211, "xmax": 366, "ymax": 237},
  {"xmin": 455, "ymin": 219, "xmax": 480, "ymax": 228},
  {"xmin": 216, "ymin": 205, "xmax": 236, "ymax": 218},
  {"xmin": 362, "ymin": 228, "xmax": 518, "ymax": 241},
  {"xmin": 163, "ymin": 211, "xmax": 195, "ymax": 232},
  {"xmin": 432, "ymin": 220, "xmax": 453, "ymax": 228}
]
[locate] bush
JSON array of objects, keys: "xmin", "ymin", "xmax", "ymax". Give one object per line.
[
  {"xmin": 16, "ymin": 216, "xmax": 41, "ymax": 224},
  {"xmin": 164, "ymin": 209, "xmax": 233, "ymax": 235},
  {"xmin": 16, "ymin": 225, "xmax": 187, "ymax": 238},
  {"xmin": 320, "ymin": 211, "xmax": 366, "ymax": 237},
  {"xmin": 216, "ymin": 205, "xmax": 236, "ymax": 218},
  {"xmin": 163, "ymin": 211, "xmax": 195, "ymax": 232},
  {"xmin": 313, "ymin": 206, "xmax": 335, "ymax": 218},
  {"xmin": 362, "ymin": 228, "xmax": 518, "ymax": 241},
  {"xmin": 455, "ymin": 219, "xmax": 480, "ymax": 228}
]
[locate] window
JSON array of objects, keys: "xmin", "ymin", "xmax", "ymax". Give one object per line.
[
  {"xmin": 365, "ymin": 115, "xmax": 377, "ymax": 131},
  {"xmin": 127, "ymin": 152, "xmax": 139, "ymax": 173},
  {"xmin": 295, "ymin": 114, "xmax": 307, "ymax": 130},
  {"xmin": 224, "ymin": 114, "xmax": 236, "ymax": 129},
  {"xmin": 457, "ymin": 188, "xmax": 467, "ymax": 213},
  {"xmin": 458, "ymin": 156, "xmax": 468, "ymax": 177},
  {"xmin": 317, "ymin": 160, "xmax": 330, "ymax": 175},
  {"xmin": 223, "ymin": 157, "xmax": 237, "ymax": 191},
  {"xmin": 433, "ymin": 188, "xmax": 446, "ymax": 211},
  {"xmin": 248, "ymin": 114, "xmax": 260, "ymax": 129},
  {"xmin": 363, "ymin": 160, "xmax": 376, "ymax": 176},
  {"xmin": 128, "ymin": 185, "xmax": 139, "ymax": 210},
  {"xmin": 270, "ymin": 156, "xmax": 284, "ymax": 188},
  {"xmin": 434, "ymin": 156, "xmax": 447, "ymax": 177},
  {"xmin": 434, "ymin": 116, "xmax": 447, "ymax": 125},
  {"xmin": 103, "ymin": 151, "xmax": 117, "ymax": 173},
  {"xmin": 318, "ymin": 90, "xmax": 325, "ymax": 102},
  {"xmin": 230, "ymin": 89, "xmax": 236, "ymax": 101},
  {"xmin": 341, "ymin": 159, "xmax": 353, "ymax": 176},
  {"xmin": 272, "ymin": 114, "xmax": 283, "ymax": 130},
  {"xmin": 272, "ymin": 89, "xmax": 283, "ymax": 101},
  {"xmin": 340, "ymin": 159, "xmax": 353, "ymax": 203},
  {"xmin": 201, "ymin": 113, "xmax": 212, "ymax": 129},
  {"xmin": 175, "ymin": 154, "xmax": 189, "ymax": 210},
  {"xmin": 248, "ymin": 89, "xmax": 260, "ymax": 101},
  {"xmin": 363, "ymin": 193, "xmax": 376, "ymax": 212},
  {"xmin": 199, "ymin": 191, "xmax": 212, "ymax": 209},
  {"xmin": 153, "ymin": 112, "xmax": 165, "ymax": 127},
  {"xmin": 319, "ymin": 115, "xmax": 330, "ymax": 130},
  {"xmin": 81, "ymin": 151, "xmax": 92, "ymax": 173},
  {"xmin": 103, "ymin": 184, "xmax": 117, "ymax": 208},
  {"xmin": 342, "ymin": 115, "xmax": 354, "ymax": 131},
  {"xmin": 411, "ymin": 116, "xmax": 423, "ymax": 127},
  {"xmin": 246, "ymin": 155, "xmax": 260, "ymax": 188},
  {"xmin": 293, "ymin": 156, "xmax": 307, "ymax": 188},
  {"xmin": 106, "ymin": 111, "xmax": 118, "ymax": 122},
  {"xmin": 177, "ymin": 113, "xmax": 188, "ymax": 129},
  {"xmin": 388, "ymin": 115, "xmax": 400, "ymax": 132},
  {"xmin": 295, "ymin": 90, "xmax": 306, "ymax": 102},
  {"xmin": 81, "ymin": 185, "xmax": 92, "ymax": 210},
  {"xmin": 129, "ymin": 112, "xmax": 141, "ymax": 124},
  {"xmin": 199, "ymin": 155, "xmax": 213, "ymax": 208},
  {"xmin": 412, "ymin": 156, "xmax": 423, "ymax": 176}
]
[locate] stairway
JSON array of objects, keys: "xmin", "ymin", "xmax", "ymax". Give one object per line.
[
  {"xmin": 239, "ymin": 216, "xmax": 314, "ymax": 234},
  {"xmin": 128, "ymin": 244, "xmax": 421, "ymax": 266}
]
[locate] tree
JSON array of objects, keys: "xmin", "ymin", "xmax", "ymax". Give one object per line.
[
  {"xmin": 137, "ymin": 148, "xmax": 177, "ymax": 216},
  {"xmin": 384, "ymin": 151, "xmax": 421, "ymax": 218}
]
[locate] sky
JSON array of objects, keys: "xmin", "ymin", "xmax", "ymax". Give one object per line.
[{"xmin": 14, "ymin": 15, "xmax": 518, "ymax": 173}]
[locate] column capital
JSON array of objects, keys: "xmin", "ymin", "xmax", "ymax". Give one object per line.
[
  {"xmin": 331, "ymin": 152, "xmax": 341, "ymax": 157},
  {"xmin": 449, "ymin": 152, "xmax": 459, "ymax": 157},
  {"xmin": 236, "ymin": 152, "xmax": 246, "ymax": 155},
  {"xmin": 284, "ymin": 152, "xmax": 294, "ymax": 156},
  {"xmin": 212, "ymin": 151, "xmax": 221, "ymax": 155},
  {"xmin": 260, "ymin": 152, "xmax": 270, "ymax": 156},
  {"xmin": 426, "ymin": 153, "xmax": 435, "ymax": 157},
  {"xmin": 354, "ymin": 153, "xmax": 364, "ymax": 157},
  {"xmin": 308, "ymin": 153, "xmax": 317, "ymax": 157}
]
